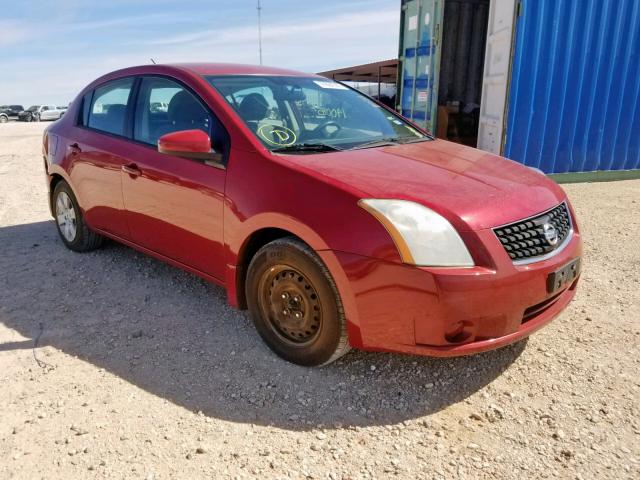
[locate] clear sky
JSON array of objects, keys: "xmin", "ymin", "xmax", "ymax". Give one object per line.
[{"xmin": 0, "ymin": 0, "xmax": 400, "ymax": 107}]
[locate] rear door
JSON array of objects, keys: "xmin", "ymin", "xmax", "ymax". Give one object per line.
[
  {"xmin": 121, "ymin": 76, "xmax": 228, "ymax": 280},
  {"xmin": 49, "ymin": 105, "xmax": 61, "ymax": 119},
  {"xmin": 477, "ymin": 0, "xmax": 518, "ymax": 154},
  {"xmin": 69, "ymin": 77, "xmax": 135, "ymax": 238}
]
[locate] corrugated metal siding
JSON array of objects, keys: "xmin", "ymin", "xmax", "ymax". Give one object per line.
[{"xmin": 505, "ymin": 0, "xmax": 640, "ymax": 173}]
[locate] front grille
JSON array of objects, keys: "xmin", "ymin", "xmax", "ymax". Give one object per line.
[{"xmin": 494, "ymin": 203, "xmax": 572, "ymax": 262}]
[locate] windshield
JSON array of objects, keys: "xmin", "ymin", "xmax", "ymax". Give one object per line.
[
  {"xmin": 206, "ymin": 75, "xmax": 429, "ymax": 152},
  {"xmin": 27, "ymin": 105, "xmax": 39, "ymax": 111}
]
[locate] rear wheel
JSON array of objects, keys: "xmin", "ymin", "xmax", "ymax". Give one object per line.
[
  {"xmin": 53, "ymin": 181, "xmax": 104, "ymax": 252},
  {"xmin": 246, "ymin": 237, "xmax": 350, "ymax": 366},
  {"xmin": 0, "ymin": 115, "xmax": 8, "ymax": 123}
]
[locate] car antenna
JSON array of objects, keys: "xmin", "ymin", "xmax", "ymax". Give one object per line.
[
  {"xmin": 257, "ymin": 0, "xmax": 263, "ymax": 65},
  {"xmin": 150, "ymin": 58, "xmax": 157, "ymax": 64}
]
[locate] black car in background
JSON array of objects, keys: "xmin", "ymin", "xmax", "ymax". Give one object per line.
[
  {"xmin": 0, "ymin": 105, "xmax": 24, "ymax": 123},
  {"xmin": 17, "ymin": 105, "xmax": 42, "ymax": 122}
]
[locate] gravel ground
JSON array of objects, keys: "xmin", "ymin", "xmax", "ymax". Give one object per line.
[{"xmin": 0, "ymin": 122, "xmax": 638, "ymax": 480}]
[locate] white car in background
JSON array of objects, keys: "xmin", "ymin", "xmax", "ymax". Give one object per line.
[
  {"xmin": 39, "ymin": 105, "xmax": 68, "ymax": 121},
  {"xmin": 18, "ymin": 105, "xmax": 67, "ymax": 122}
]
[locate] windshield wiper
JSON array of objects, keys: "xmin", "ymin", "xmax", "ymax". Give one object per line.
[
  {"xmin": 271, "ymin": 143, "xmax": 343, "ymax": 153},
  {"xmin": 350, "ymin": 137, "xmax": 402, "ymax": 150},
  {"xmin": 397, "ymin": 136, "xmax": 430, "ymax": 144},
  {"xmin": 351, "ymin": 136, "xmax": 430, "ymax": 150}
]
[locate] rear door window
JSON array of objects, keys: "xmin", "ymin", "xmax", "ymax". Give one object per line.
[{"xmin": 88, "ymin": 78, "xmax": 134, "ymax": 136}]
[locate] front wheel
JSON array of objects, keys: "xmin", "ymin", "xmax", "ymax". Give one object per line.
[
  {"xmin": 246, "ymin": 237, "xmax": 350, "ymax": 366},
  {"xmin": 53, "ymin": 181, "xmax": 104, "ymax": 252}
]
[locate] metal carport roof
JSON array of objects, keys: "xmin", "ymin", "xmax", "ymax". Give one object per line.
[{"xmin": 317, "ymin": 59, "xmax": 398, "ymax": 83}]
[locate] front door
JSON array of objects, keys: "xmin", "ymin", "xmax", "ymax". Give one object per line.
[{"xmin": 121, "ymin": 76, "xmax": 229, "ymax": 280}]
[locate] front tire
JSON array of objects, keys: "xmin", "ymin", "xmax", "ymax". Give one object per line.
[
  {"xmin": 246, "ymin": 237, "xmax": 350, "ymax": 366},
  {"xmin": 53, "ymin": 181, "xmax": 104, "ymax": 252}
]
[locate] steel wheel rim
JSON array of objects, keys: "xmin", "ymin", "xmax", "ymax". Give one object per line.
[
  {"xmin": 55, "ymin": 191, "xmax": 77, "ymax": 242},
  {"xmin": 258, "ymin": 265, "xmax": 323, "ymax": 346}
]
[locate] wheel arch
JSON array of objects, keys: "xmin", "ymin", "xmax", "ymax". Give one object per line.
[
  {"xmin": 233, "ymin": 227, "xmax": 312, "ymax": 310},
  {"xmin": 48, "ymin": 173, "xmax": 66, "ymax": 216},
  {"xmin": 48, "ymin": 171, "xmax": 81, "ymax": 217},
  {"xmin": 230, "ymin": 212, "xmax": 333, "ymax": 309},
  {"xmin": 230, "ymin": 220, "xmax": 363, "ymax": 350}
]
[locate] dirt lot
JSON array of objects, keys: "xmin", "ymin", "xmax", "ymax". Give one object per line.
[{"xmin": 0, "ymin": 122, "xmax": 638, "ymax": 479}]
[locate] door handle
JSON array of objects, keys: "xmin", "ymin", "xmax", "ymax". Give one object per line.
[
  {"xmin": 69, "ymin": 143, "xmax": 82, "ymax": 154},
  {"xmin": 122, "ymin": 163, "xmax": 142, "ymax": 177}
]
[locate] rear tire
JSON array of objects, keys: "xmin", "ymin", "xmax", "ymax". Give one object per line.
[
  {"xmin": 246, "ymin": 237, "xmax": 350, "ymax": 366},
  {"xmin": 0, "ymin": 115, "xmax": 7, "ymax": 123},
  {"xmin": 53, "ymin": 181, "xmax": 104, "ymax": 252}
]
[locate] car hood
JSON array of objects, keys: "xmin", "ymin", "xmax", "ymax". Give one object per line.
[{"xmin": 281, "ymin": 139, "xmax": 567, "ymax": 231}]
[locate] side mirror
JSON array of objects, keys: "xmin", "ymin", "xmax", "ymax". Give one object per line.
[{"xmin": 157, "ymin": 129, "xmax": 223, "ymax": 166}]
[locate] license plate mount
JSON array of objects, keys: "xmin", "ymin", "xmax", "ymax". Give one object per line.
[{"xmin": 547, "ymin": 257, "xmax": 581, "ymax": 294}]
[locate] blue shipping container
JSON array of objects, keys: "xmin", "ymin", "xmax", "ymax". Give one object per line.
[{"xmin": 505, "ymin": 0, "xmax": 640, "ymax": 173}]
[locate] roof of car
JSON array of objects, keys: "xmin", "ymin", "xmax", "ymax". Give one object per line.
[
  {"xmin": 83, "ymin": 63, "xmax": 326, "ymax": 96},
  {"xmin": 168, "ymin": 63, "xmax": 319, "ymax": 77}
]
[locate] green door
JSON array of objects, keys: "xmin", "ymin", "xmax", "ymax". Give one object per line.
[{"xmin": 398, "ymin": 0, "xmax": 443, "ymax": 134}]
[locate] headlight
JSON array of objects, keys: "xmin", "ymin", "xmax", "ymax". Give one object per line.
[
  {"xmin": 528, "ymin": 166, "xmax": 545, "ymax": 176},
  {"xmin": 359, "ymin": 199, "xmax": 474, "ymax": 267}
]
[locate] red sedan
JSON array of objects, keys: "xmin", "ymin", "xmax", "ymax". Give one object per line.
[{"xmin": 43, "ymin": 64, "xmax": 582, "ymax": 366}]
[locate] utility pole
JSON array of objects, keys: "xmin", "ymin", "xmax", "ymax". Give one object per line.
[{"xmin": 257, "ymin": 0, "xmax": 263, "ymax": 65}]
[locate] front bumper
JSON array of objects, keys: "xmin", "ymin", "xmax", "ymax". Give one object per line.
[{"xmin": 319, "ymin": 227, "xmax": 582, "ymax": 357}]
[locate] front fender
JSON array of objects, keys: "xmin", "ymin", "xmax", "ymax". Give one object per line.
[
  {"xmin": 229, "ymin": 212, "xmax": 331, "ymax": 259},
  {"xmin": 224, "ymin": 211, "xmax": 330, "ymax": 308},
  {"xmin": 224, "ymin": 212, "xmax": 364, "ymax": 347}
]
